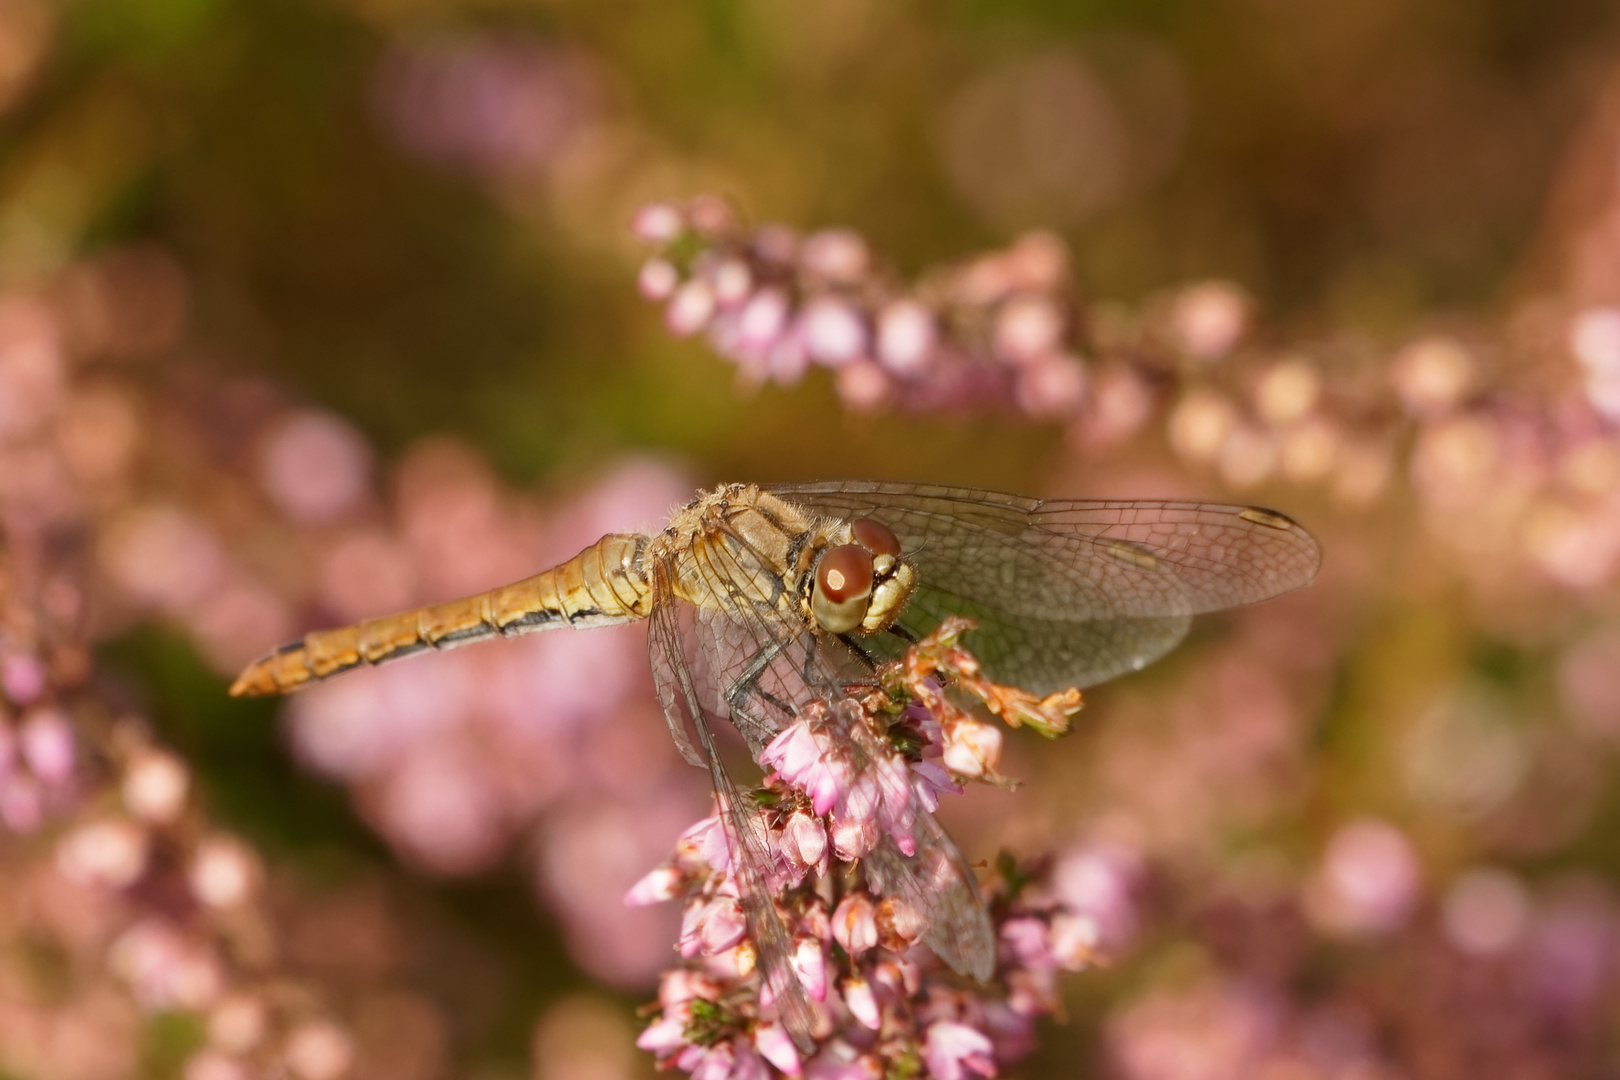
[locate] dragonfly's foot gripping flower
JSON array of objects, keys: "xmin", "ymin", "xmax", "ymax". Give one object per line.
[{"xmin": 625, "ymin": 619, "xmax": 1093, "ymax": 1080}]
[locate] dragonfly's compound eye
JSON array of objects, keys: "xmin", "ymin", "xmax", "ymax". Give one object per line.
[
  {"xmin": 812, "ymin": 544, "xmax": 874, "ymax": 634},
  {"xmin": 851, "ymin": 517, "xmax": 902, "ymax": 559}
]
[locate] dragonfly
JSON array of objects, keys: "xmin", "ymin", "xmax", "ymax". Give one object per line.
[{"xmin": 232, "ymin": 481, "xmax": 1320, "ymax": 1047}]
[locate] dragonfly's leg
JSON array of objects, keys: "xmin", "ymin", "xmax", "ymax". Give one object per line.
[
  {"xmin": 725, "ymin": 637, "xmax": 795, "ymax": 723},
  {"xmin": 837, "ymin": 632, "xmax": 878, "ymax": 671}
]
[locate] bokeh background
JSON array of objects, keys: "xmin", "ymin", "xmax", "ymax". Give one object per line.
[{"xmin": 3, "ymin": 0, "xmax": 1620, "ymax": 1077}]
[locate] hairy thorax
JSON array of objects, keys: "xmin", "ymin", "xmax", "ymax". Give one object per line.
[{"xmin": 647, "ymin": 485, "xmax": 831, "ymax": 617}]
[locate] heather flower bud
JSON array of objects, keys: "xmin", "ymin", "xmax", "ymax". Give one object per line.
[
  {"xmin": 832, "ymin": 894, "xmax": 878, "ymax": 957},
  {"xmin": 736, "ymin": 288, "xmax": 789, "ymax": 357},
  {"xmin": 876, "ymin": 897, "xmax": 926, "ymax": 945},
  {"xmin": 283, "ymin": 1021, "xmax": 354, "ymax": 1080},
  {"xmin": 784, "ymin": 810, "xmax": 827, "ymax": 870},
  {"xmin": 666, "ymin": 280, "xmax": 717, "ymax": 337},
  {"xmin": 58, "ymin": 817, "xmax": 149, "ymax": 887},
  {"xmin": 791, "ymin": 936, "xmax": 828, "ymax": 1001},
  {"xmin": 1254, "ymin": 359, "xmax": 1321, "ymax": 425},
  {"xmin": 624, "ymin": 864, "xmax": 685, "ymax": 907},
  {"xmin": 843, "ymin": 976, "xmax": 881, "ymax": 1030},
  {"xmin": 636, "ymin": 1015, "xmax": 688, "ymax": 1055},
  {"xmin": 1049, "ymin": 912, "xmax": 1100, "ymax": 969},
  {"xmin": 829, "ymin": 812, "xmax": 877, "ymax": 860},
  {"xmin": 190, "ymin": 836, "xmax": 258, "ymax": 909},
  {"xmin": 1391, "ymin": 335, "xmax": 1474, "ymax": 418},
  {"xmin": 710, "ymin": 259, "xmax": 752, "ymax": 307},
  {"xmin": 124, "ymin": 748, "xmax": 189, "ymax": 823},
  {"xmin": 1169, "ymin": 280, "xmax": 1249, "ymax": 361},
  {"xmin": 632, "ymin": 203, "xmax": 685, "ymax": 244},
  {"xmin": 698, "ymin": 897, "xmax": 748, "ymax": 955},
  {"xmin": 753, "ymin": 1022, "xmax": 802, "ymax": 1076},
  {"xmin": 638, "ymin": 258, "xmax": 679, "ymax": 301},
  {"xmin": 994, "ymin": 295, "xmax": 1064, "ymax": 364},
  {"xmin": 923, "ymin": 1021, "xmax": 995, "ymax": 1080},
  {"xmin": 800, "ymin": 297, "xmax": 867, "ymax": 366},
  {"xmin": 876, "ymin": 300, "xmax": 937, "ymax": 375},
  {"xmin": 801, "ymin": 229, "xmax": 869, "ymax": 282},
  {"xmin": 941, "ymin": 719, "xmax": 1002, "ymax": 778},
  {"xmin": 20, "ymin": 707, "xmax": 74, "ymax": 784}
]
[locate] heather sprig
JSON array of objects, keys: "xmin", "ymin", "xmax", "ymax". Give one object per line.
[{"xmin": 625, "ymin": 623, "xmax": 1103, "ymax": 1080}]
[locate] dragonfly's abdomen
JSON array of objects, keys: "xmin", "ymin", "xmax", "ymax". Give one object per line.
[{"xmin": 229, "ymin": 533, "xmax": 652, "ymax": 696}]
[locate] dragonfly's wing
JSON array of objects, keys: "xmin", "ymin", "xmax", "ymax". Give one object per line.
[
  {"xmin": 670, "ymin": 523, "xmax": 998, "ymax": 985},
  {"xmin": 768, "ymin": 481, "xmax": 1320, "ymax": 692},
  {"xmin": 647, "ymin": 584, "xmax": 819, "ymax": 1052}
]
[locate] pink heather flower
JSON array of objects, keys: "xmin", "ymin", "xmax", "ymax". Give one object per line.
[
  {"xmin": 1169, "ymin": 280, "xmax": 1250, "ymax": 361},
  {"xmin": 700, "ymin": 898, "xmax": 748, "ymax": 955},
  {"xmin": 0, "ymin": 775, "xmax": 41, "ymax": 831},
  {"xmin": 876, "ymin": 300, "xmax": 937, "ymax": 375},
  {"xmin": 1048, "ymin": 912, "xmax": 1100, "ymax": 969},
  {"xmin": 801, "ymin": 229, "xmax": 869, "ymax": 282},
  {"xmin": 993, "ymin": 295, "xmax": 1064, "ymax": 364},
  {"xmin": 792, "ymin": 935, "xmax": 829, "ymax": 1001},
  {"xmin": 735, "ymin": 288, "xmax": 790, "ymax": 358},
  {"xmin": 799, "ymin": 297, "xmax": 867, "ymax": 366},
  {"xmin": 843, "ymin": 976, "xmax": 881, "ymax": 1030},
  {"xmin": 686, "ymin": 195, "xmax": 734, "ymax": 234},
  {"xmin": 639, "ymin": 258, "xmax": 679, "ymax": 300},
  {"xmin": 911, "ymin": 759, "xmax": 959, "ymax": 812},
  {"xmin": 680, "ymin": 896, "xmax": 748, "ymax": 957},
  {"xmin": 667, "ymin": 280, "xmax": 718, "ymax": 337},
  {"xmin": 805, "ymin": 1045, "xmax": 882, "ymax": 1080},
  {"xmin": 1307, "ymin": 819, "xmax": 1421, "ymax": 936},
  {"xmin": 659, "ymin": 969, "xmax": 719, "ymax": 1013},
  {"xmin": 941, "ymin": 719, "xmax": 1002, "ymax": 779},
  {"xmin": 20, "ymin": 707, "xmax": 75, "ymax": 784},
  {"xmin": 1013, "ymin": 354, "xmax": 1087, "ymax": 419},
  {"xmin": 1000, "ymin": 917, "xmax": 1055, "ymax": 971},
  {"xmin": 834, "ymin": 362, "xmax": 890, "ymax": 412},
  {"xmin": 768, "ymin": 332, "xmax": 811, "ymax": 384},
  {"xmin": 761, "ymin": 722, "xmax": 850, "ymax": 815},
  {"xmin": 637, "ymin": 1015, "xmax": 689, "ymax": 1055},
  {"xmin": 754, "ymin": 1022, "xmax": 803, "ymax": 1076},
  {"xmin": 624, "ymin": 865, "xmax": 685, "ymax": 907},
  {"xmin": 677, "ymin": 814, "xmax": 731, "ymax": 872},
  {"xmin": 832, "ymin": 895, "xmax": 878, "ymax": 957},
  {"xmin": 258, "ymin": 410, "xmax": 372, "ymax": 524},
  {"xmin": 923, "ymin": 1021, "xmax": 996, "ymax": 1080},
  {"xmin": 783, "ymin": 811, "xmax": 828, "ymax": 872},
  {"xmin": 632, "ymin": 203, "xmax": 685, "ymax": 244},
  {"xmin": 1052, "ymin": 844, "xmax": 1142, "ymax": 951},
  {"xmin": 0, "ymin": 652, "xmax": 44, "ymax": 704},
  {"xmin": 829, "ymin": 812, "xmax": 878, "ymax": 861},
  {"xmin": 710, "ymin": 259, "xmax": 752, "ymax": 306},
  {"xmin": 837, "ymin": 750, "xmax": 916, "ymax": 855}
]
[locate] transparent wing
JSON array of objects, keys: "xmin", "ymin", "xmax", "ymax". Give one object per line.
[
  {"xmin": 647, "ymin": 583, "xmax": 819, "ymax": 1052},
  {"xmin": 768, "ymin": 481, "xmax": 1320, "ymax": 692},
  {"xmin": 666, "ymin": 522, "xmax": 998, "ymax": 986}
]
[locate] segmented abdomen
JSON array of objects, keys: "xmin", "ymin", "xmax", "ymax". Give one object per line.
[{"xmin": 229, "ymin": 533, "xmax": 652, "ymax": 696}]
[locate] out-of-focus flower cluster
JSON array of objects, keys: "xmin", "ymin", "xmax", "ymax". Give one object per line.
[
  {"xmin": 1106, "ymin": 859, "xmax": 1620, "ymax": 1080},
  {"xmin": 625, "ymin": 620, "xmax": 1104, "ymax": 1080},
  {"xmin": 633, "ymin": 198, "xmax": 1088, "ymax": 419},
  {"xmin": 0, "ymin": 500, "xmax": 369, "ymax": 1080}
]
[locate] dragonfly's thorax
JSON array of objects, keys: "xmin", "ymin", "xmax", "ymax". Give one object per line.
[{"xmin": 649, "ymin": 485, "xmax": 916, "ymax": 635}]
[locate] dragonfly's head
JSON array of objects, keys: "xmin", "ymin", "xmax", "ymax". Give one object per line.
[{"xmin": 809, "ymin": 518, "xmax": 917, "ymax": 635}]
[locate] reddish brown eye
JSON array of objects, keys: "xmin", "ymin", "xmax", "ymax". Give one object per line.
[
  {"xmin": 817, "ymin": 544, "xmax": 874, "ymax": 603},
  {"xmin": 851, "ymin": 518, "xmax": 901, "ymax": 558}
]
